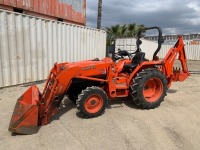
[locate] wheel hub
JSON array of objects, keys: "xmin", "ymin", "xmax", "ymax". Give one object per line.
[
  {"xmin": 84, "ymin": 95, "xmax": 103, "ymax": 114},
  {"xmin": 143, "ymin": 77, "xmax": 163, "ymax": 102},
  {"xmin": 144, "ymin": 85, "xmax": 149, "ymax": 90},
  {"xmin": 91, "ymin": 100, "xmax": 96, "ymax": 105}
]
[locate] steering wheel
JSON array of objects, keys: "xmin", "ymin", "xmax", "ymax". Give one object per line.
[
  {"xmin": 113, "ymin": 52, "xmax": 123, "ymax": 61},
  {"xmin": 113, "ymin": 50, "xmax": 133, "ymax": 61}
]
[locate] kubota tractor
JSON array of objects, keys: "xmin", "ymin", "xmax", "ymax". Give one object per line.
[{"xmin": 9, "ymin": 27, "xmax": 190, "ymax": 135}]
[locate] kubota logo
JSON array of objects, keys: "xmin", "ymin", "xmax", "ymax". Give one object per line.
[{"xmin": 82, "ymin": 66, "xmax": 96, "ymax": 71}]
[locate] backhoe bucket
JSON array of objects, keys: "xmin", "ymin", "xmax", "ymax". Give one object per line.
[{"xmin": 9, "ymin": 86, "xmax": 40, "ymax": 135}]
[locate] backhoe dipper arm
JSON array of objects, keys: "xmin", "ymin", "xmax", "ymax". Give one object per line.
[{"xmin": 163, "ymin": 36, "xmax": 190, "ymax": 83}]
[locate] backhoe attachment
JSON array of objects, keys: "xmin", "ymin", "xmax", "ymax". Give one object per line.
[{"xmin": 163, "ymin": 36, "xmax": 190, "ymax": 85}]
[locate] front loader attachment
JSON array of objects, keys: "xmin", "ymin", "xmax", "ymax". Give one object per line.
[
  {"xmin": 9, "ymin": 86, "xmax": 40, "ymax": 135},
  {"xmin": 8, "ymin": 64, "xmax": 71, "ymax": 135}
]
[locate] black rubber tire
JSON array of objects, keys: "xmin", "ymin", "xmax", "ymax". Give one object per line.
[
  {"xmin": 76, "ymin": 86, "xmax": 108, "ymax": 118},
  {"xmin": 130, "ymin": 68, "xmax": 168, "ymax": 109}
]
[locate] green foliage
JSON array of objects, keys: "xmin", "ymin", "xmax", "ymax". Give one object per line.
[{"xmin": 105, "ymin": 23, "xmax": 146, "ymax": 46}]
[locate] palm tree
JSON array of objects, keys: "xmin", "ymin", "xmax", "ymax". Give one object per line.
[
  {"xmin": 135, "ymin": 24, "xmax": 146, "ymax": 37},
  {"xmin": 97, "ymin": 0, "xmax": 102, "ymax": 29},
  {"xmin": 105, "ymin": 27, "xmax": 113, "ymax": 46},
  {"xmin": 106, "ymin": 24, "xmax": 121, "ymax": 46},
  {"xmin": 126, "ymin": 23, "xmax": 136, "ymax": 37},
  {"xmin": 120, "ymin": 24, "xmax": 127, "ymax": 38},
  {"xmin": 105, "ymin": 23, "xmax": 146, "ymax": 46}
]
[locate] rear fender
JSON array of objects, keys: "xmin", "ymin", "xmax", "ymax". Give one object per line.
[{"xmin": 127, "ymin": 61, "xmax": 163, "ymax": 85}]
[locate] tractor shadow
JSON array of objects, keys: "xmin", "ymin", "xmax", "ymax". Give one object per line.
[
  {"xmin": 167, "ymin": 89, "xmax": 177, "ymax": 93},
  {"xmin": 51, "ymin": 96, "xmax": 76, "ymax": 121},
  {"xmin": 52, "ymin": 96, "xmax": 139, "ymax": 120},
  {"xmin": 75, "ymin": 97, "xmax": 139, "ymax": 118},
  {"xmin": 107, "ymin": 97, "xmax": 139, "ymax": 110}
]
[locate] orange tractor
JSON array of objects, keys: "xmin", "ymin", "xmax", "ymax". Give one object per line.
[{"xmin": 9, "ymin": 27, "xmax": 190, "ymax": 134}]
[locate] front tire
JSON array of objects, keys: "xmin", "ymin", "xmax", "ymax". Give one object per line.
[
  {"xmin": 76, "ymin": 86, "xmax": 108, "ymax": 118},
  {"xmin": 130, "ymin": 68, "xmax": 167, "ymax": 109}
]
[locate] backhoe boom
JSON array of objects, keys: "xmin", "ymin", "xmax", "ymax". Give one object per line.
[{"xmin": 163, "ymin": 37, "xmax": 190, "ymax": 83}]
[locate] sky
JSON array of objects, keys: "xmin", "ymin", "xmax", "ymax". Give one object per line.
[{"xmin": 86, "ymin": 0, "xmax": 200, "ymax": 35}]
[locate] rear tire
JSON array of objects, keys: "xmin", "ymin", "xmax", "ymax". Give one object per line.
[
  {"xmin": 130, "ymin": 68, "xmax": 167, "ymax": 109},
  {"xmin": 76, "ymin": 87, "xmax": 108, "ymax": 118}
]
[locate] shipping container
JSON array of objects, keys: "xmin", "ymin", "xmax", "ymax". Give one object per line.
[
  {"xmin": 0, "ymin": 0, "xmax": 86, "ymax": 25},
  {"xmin": 0, "ymin": 9, "xmax": 106, "ymax": 88}
]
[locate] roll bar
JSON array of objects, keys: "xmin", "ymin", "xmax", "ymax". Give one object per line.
[{"xmin": 137, "ymin": 26, "xmax": 164, "ymax": 60}]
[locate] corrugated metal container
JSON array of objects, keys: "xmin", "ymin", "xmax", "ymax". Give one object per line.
[
  {"xmin": 0, "ymin": 9, "xmax": 106, "ymax": 88},
  {"xmin": 0, "ymin": 0, "xmax": 86, "ymax": 25},
  {"xmin": 116, "ymin": 38, "xmax": 137, "ymax": 51},
  {"xmin": 159, "ymin": 45, "xmax": 200, "ymax": 60}
]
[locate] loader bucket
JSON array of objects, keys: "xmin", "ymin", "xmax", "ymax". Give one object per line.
[{"xmin": 9, "ymin": 86, "xmax": 40, "ymax": 135}]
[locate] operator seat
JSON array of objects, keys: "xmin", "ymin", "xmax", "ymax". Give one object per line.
[{"xmin": 123, "ymin": 52, "xmax": 148, "ymax": 72}]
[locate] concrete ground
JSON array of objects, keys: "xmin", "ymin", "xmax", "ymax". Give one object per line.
[{"xmin": 0, "ymin": 61, "xmax": 200, "ymax": 150}]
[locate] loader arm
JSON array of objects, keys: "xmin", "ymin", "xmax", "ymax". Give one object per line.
[
  {"xmin": 39, "ymin": 62, "xmax": 110, "ymax": 125},
  {"xmin": 163, "ymin": 37, "xmax": 190, "ymax": 85}
]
